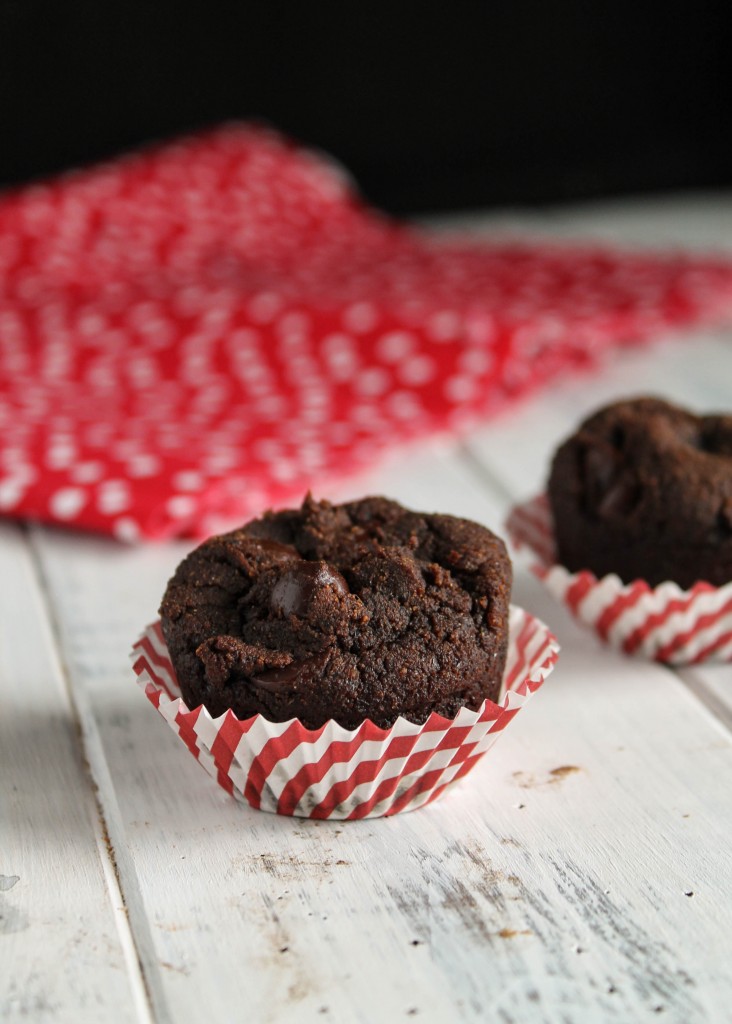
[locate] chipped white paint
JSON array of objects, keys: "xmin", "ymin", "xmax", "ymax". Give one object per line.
[{"xmin": 2, "ymin": 197, "xmax": 732, "ymax": 1023}]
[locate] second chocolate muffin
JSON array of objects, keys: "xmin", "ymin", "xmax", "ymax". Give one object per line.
[
  {"xmin": 160, "ymin": 495, "xmax": 512, "ymax": 729},
  {"xmin": 548, "ymin": 396, "xmax": 732, "ymax": 587}
]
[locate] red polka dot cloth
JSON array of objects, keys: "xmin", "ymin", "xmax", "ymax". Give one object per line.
[{"xmin": 2, "ymin": 124, "xmax": 732, "ymax": 541}]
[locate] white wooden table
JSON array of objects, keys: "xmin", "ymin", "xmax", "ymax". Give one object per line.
[{"xmin": 3, "ymin": 196, "xmax": 732, "ymax": 1024}]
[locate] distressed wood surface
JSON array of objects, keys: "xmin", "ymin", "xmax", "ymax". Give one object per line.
[
  {"xmin": 3, "ymin": 197, "xmax": 732, "ymax": 1023},
  {"xmin": 0, "ymin": 524, "xmax": 148, "ymax": 1023}
]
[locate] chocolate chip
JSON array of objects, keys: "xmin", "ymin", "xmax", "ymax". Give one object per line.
[
  {"xmin": 251, "ymin": 538, "xmax": 300, "ymax": 561},
  {"xmin": 252, "ymin": 651, "xmax": 330, "ymax": 693},
  {"xmin": 597, "ymin": 478, "xmax": 641, "ymax": 518},
  {"xmin": 196, "ymin": 636, "xmax": 293, "ymax": 689},
  {"xmin": 270, "ymin": 562, "xmax": 349, "ymax": 617},
  {"xmin": 581, "ymin": 442, "xmax": 621, "ymax": 514}
]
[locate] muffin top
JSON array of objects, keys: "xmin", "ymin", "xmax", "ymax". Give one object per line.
[
  {"xmin": 160, "ymin": 495, "xmax": 512, "ymax": 729},
  {"xmin": 548, "ymin": 396, "xmax": 732, "ymax": 586}
]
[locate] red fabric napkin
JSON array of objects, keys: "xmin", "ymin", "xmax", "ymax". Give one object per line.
[{"xmin": 1, "ymin": 124, "xmax": 731, "ymax": 540}]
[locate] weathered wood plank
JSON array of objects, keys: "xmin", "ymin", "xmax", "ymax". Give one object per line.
[{"xmin": 0, "ymin": 524, "xmax": 148, "ymax": 1024}]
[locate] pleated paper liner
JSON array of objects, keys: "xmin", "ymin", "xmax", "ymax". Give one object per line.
[
  {"xmin": 131, "ymin": 607, "xmax": 559, "ymax": 820},
  {"xmin": 507, "ymin": 494, "xmax": 732, "ymax": 664}
]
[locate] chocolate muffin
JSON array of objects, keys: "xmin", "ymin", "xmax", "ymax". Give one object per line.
[
  {"xmin": 160, "ymin": 495, "xmax": 512, "ymax": 729},
  {"xmin": 548, "ymin": 396, "xmax": 732, "ymax": 588}
]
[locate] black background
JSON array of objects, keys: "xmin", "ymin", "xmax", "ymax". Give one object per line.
[{"xmin": 2, "ymin": 2, "xmax": 730, "ymax": 214}]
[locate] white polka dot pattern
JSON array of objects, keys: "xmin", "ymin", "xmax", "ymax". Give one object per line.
[{"xmin": 1, "ymin": 124, "xmax": 732, "ymax": 540}]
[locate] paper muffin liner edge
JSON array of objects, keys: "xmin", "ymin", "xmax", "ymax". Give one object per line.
[
  {"xmin": 130, "ymin": 606, "xmax": 559, "ymax": 819},
  {"xmin": 506, "ymin": 494, "xmax": 732, "ymax": 664}
]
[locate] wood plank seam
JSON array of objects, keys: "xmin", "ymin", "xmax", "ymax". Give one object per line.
[
  {"xmin": 26, "ymin": 526, "xmax": 166, "ymax": 1024},
  {"xmin": 456, "ymin": 442, "xmax": 516, "ymax": 507},
  {"xmin": 672, "ymin": 670, "xmax": 732, "ymax": 736}
]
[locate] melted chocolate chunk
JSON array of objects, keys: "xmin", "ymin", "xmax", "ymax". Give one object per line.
[
  {"xmin": 196, "ymin": 636, "xmax": 293, "ymax": 690},
  {"xmin": 251, "ymin": 652, "xmax": 331, "ymax": 693},
  {"xmin": 597, "ymin": 478, "xmax": 641, "ymax": 518},
  {"xmin": 582, "ymin": 443, "xmax": 620, "ymax": 514},
  {"xmin": 271, "ymin": 562, "xmax": 349, "ymax": 617},
  {"xmin": 251, "ymin": 537, "xmax": 300, "ymax": 561}
]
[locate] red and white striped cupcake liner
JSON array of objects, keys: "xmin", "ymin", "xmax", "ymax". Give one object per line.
[
  {"xmin": 507, "ymin": 494, "xmax": 732, "ymax": 664},
  {"xmin": 131, "ymin": 606, "xmax": 559, "ymax": 819}
]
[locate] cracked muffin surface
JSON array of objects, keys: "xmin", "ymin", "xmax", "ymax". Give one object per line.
[
  {"xmin": 160, "ymin": 495, "xmax": 512, "ymax": 729},
  {"xmin": 548, "ymin": 396, "xmax": 732, "ymax": 587}
]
